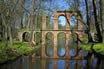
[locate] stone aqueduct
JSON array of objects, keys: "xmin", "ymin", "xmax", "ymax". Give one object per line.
[{"xmin": 18, "ymin": 11, "xmax": 84, "ymax": 59}]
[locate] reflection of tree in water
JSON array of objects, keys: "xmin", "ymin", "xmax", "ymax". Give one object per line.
[{"xmin": 46, "ymin": 32, "xmax": 54, "ymax": 56}]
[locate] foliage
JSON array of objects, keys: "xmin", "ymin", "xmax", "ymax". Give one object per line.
[
  {"xmin": 80, "ymin": 43, "xmax": 104, "ymax": 55},
  {"xmin": 82, "ymin": 36, "xmax": 88, "ymax": 42},
  {"xmin": 11, "ymin": 41, "xmax": 34, "ymax": 55},
  {"xmin": 0, "ymin": 41, "xmax": 34, "ymax": 64},
  {"xmin": 80, "ymin": 44, "xmax": 92, "ymax": 52},
  {"xmin": 35, "ymin": 32, "xmax": 42, "ymax": 45}
]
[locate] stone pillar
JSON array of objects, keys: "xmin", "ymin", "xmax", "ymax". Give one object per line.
[
  {"xmin": 54, "ymin": 13, "xmax": 58, "ymax": 30},
  {"xmin": 32, "ymin": 32, "xmax": 35, "ymax": 42},
  {"xmin": 53, "ymin": 13, "xmax": 58, "ymax": 58},
  {"xmin": 42, "ymin": 32, "xmax": 46, "ymax": 57},
  {"xmin": 65, "ymin": 32, "xmax": 70, "ymax": 58},
  {"xmin": 42, "ymin": 15, "xmax": 46, "ymax": 57},
  {"xmin": 77, "ymin": 14, "xmax": 83, "ymax": 59},
  {"xmin": 53, "ymin": 32, "xmax": 58, "ymax": 58},
  {"xmin": 78, "ymin": 32, "xmax": 83, "ymax": 40},
  {"xmin": 66, "ymin": 15, "xmax": 70, "ymax": 30},
  {"xmin": 18, "ymin": 32, "xmax": 23, "ymax": 41},
  {"xmin": 77, "ymin": 13, "xmax": 83, "ymax": 40},
  {"xmin": 42, "ymin": 16, "xmax": 46, "ymax": 30},
  {"xmin": 78, "ymin": 15, "xmax": 82, "ymax": 30}
]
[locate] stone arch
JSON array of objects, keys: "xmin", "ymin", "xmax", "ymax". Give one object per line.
[
  {"xmin": 58, "ymin": 16, "xmax": 66, "ymax": 30},
  {"xmin": 41, "ymin": 11, "xmax": 83, "ymax": 59},
  {"xmin": 57, "ymin": 32, "xmax": 66, "ymax": 57},
  {"xmin": 35, "ymin": 32, "xmax": 42, "ymax": 45},
  {"xmin": 45, "ymin": 32, "xmax": 54, "ymax": 56},
  {"xmin": 22, "ymin": 32, "xmax": 30, "ymax": 42},
  {"xmin": 69, "ymin": 32, "xmax": 78, "ymax": 56}
]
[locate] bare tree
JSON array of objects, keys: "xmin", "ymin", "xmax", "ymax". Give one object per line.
[
  {"xmin": 85, "ymin": 0, "xmax": 93, "ymax": 42},
  {"xmin": 29, "ymin": 0, "xmax": 35, "ymax": 45},
  {"xmin": 92, "ymin": 0, "xmax": 103, "ymax": 42}
]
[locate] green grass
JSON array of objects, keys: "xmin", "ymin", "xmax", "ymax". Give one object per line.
[
  {"xmin": 80, "ymin": 43, "xmax": 104, "ymax": 55},
  {"xmin": 0, "ymin": 41, "xmax": 34, "ymax": 64}
]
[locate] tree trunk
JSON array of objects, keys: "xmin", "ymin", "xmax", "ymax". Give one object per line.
[
  {"xmin": 5, "ymin": 27, "xmax": 8, "ymax": 48},
  {"xmin": 8, "ymin": 26, "xmax": 13, "ymax": 46},
  {"xmin": 100, "ymin": 0, "xmax": 103, "ymax": 32},
  {"xmin": 20, "ymin": 16, "xmax": 23, "ymax": 29},
  {"xmin": 85, "ymin": 0, "xmax": 93, "ymax": 42},
  {"xmin": 100, "ymin": 0, "xmax": 104, "ymax": 42},
  {"xmin": 92, "ymin": 0, "xmax": 103, "ymax": 42},
  {"xmin": 30, "ymin": 0, "xmax": 35, "ymax": 45}
]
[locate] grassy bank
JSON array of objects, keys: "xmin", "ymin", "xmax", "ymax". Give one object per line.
[
  {"xmin": 80, "ymin": 43, "xmax": 104, "ymax": 55},
  {"xmin": 0, "ymin": 41, "xmax": 34, "ymax": 64}
]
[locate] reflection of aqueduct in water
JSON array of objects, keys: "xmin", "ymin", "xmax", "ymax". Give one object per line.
[{"xmin": 18, "ymin": 11, "xmax": 84, "ymax": 59}]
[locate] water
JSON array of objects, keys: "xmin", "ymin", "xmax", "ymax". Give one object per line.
[{"xmin": 0, "ymin": 56, "xmax": 104, "ymax": 69}]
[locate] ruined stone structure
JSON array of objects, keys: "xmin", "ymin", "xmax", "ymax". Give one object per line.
[
  {"xmin": 18, "ymin": 11, "xmax": 84, "ymax": 59},
  {"xmin": 42, "ymin": 11, "xmax": 83, "ymax": 59}
]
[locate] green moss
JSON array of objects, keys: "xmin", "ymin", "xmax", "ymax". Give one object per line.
[
  {"xmin": 93, "ymin": 43, "xmax": 104, "ymax": 55},
  {"xmin": 80, "ymin": 43, "xmax": 104, "ymax": 55},
  {"xmin": 80, "ymin": 44, "xmax": 92, "ymax": 52},
  {"xmin": 33, "ymin": 44, "xmax": 42, "ymax": 56},
  {"xmin": 0, "ymin": 41, "xmax": 34, "ymax": 64}
]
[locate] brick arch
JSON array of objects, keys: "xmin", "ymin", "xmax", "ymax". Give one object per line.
[
  {"xmin": 58, "ymin": 16, "xmax": 66, "ymax": 30},
  {"xmin": 42, "ymin": 11, "xmax": 83, "ymax": 59},
  {"xmin": 57, "ymin": 32, "xmax": 66, "ymax": 57},
  {"xmin": 22, "ymin": 32, "xmax": 30, "ymax": 41},
  {"xmin": 18, "ymin": 11, "xmax": 84, "ymax": 59},
  {"xmin": 69, "ymin": 32, "xmax": 78, "ymax": 57},
  {"xmin": 45, "ymin": 32, "xmax": 54, "ymax": 57}
]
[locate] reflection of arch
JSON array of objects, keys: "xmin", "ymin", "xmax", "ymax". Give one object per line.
[
  {"xmin": 57, "ymin": 32, "xmax": 66, "ymax": 57},
  {"xmin": 45, "ymin": 32, "xmax": 54, "ymax": 56},
  {"xmin": 58, "ymin": 16, "xmax": 66, "ymax": 30},
  {"xmin": 22, "ymin": 32, "xmax": 30, "ymax": 42}
]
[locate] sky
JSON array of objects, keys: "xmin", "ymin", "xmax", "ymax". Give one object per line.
[{"xmin": 23, "ymin": 0, "xmax": 86, "ymax": 27}]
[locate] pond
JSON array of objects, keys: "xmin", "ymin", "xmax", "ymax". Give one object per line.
[{"xmin": 0, "ymin": 56, "xmax": 104, "ymax": 69}]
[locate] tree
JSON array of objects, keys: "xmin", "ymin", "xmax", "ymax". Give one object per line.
[
  {"xmin": 92, "ymin": 0, "xmax": 103, "ymax": 42},
  {"xmin": 29, "ymin": 0, "xmax": 35, "ymax": 45},
  {"xmin": 85, "ymin": 0, "xmax": 93, "ymax": 42}
]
